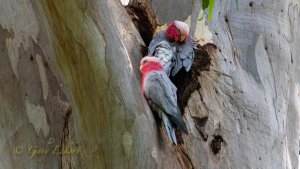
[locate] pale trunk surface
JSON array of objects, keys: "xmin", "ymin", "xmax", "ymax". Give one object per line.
[
  {"xmin": 0, "ymin": 0, "xmax": 299, "ymax": 169},
  {"xmin": 200, "ymin": 1, "xmax": 300, "ymax": 168}
]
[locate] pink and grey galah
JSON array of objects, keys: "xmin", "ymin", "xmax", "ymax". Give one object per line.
[
  {"xmin": 148, "ymin": 20, "xmax": 196, "ymax": 76},
  {"xmin": 140, "ymin": 56, "xmax": 188, "ymax": 145}
]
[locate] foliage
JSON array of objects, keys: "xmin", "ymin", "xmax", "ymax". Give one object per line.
[
  {"xmin": 202, "ymin": 0, "xmax": 239, "ymax": 21},
  {"xmin": 202, "ymin": 0, "xmax": 214, "ymax": 21}
]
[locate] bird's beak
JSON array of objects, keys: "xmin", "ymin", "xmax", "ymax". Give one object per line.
[{"xmin": 180, "ymin": 34, "xmax": 185, "ymax": 42}]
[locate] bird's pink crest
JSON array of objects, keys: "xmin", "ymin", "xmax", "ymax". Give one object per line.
[
  {"xmin": 166, "ymin": 20, "xmax": 190, "ymax": 42},
  {"xmin": 166, "ymin": 22, "xmax": 179, "ymax": 42}
]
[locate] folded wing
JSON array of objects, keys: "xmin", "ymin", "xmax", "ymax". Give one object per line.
[
  {"xmin": 144, "ymin": 71, "xmax": 188, "ymax": 134},
  {"xmin": 148, "ymin": 31, "xmax": 197, "ymax": 77},
  {"xmin": 172, "ymin": 37, "xmax": 197, "ymax": 76}
]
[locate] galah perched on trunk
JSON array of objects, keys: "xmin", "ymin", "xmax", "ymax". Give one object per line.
[
  {"xmin": 140, "ymin": 56, "xmax": 188, "ymax": 145},
  {"xmin": 148, "ymin": 20, "xmax": 196, "ymax": 76}
]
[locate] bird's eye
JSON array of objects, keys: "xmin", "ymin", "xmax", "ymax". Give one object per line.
[{"xmin": 142, "ymin": 59, "xmax": 148, "ymax": 64}]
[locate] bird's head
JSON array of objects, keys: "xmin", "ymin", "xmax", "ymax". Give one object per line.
[
  {"xmin": 140, "ymin": 56, "xmax": 164, "ymax": 74},
  {"xmin": 166, "ymin": 20, "xmax": 190, "ymax": 43}
]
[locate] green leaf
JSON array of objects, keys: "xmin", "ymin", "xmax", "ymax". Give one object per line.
[
  {"xmin": 208, "ymin": 0, "xmax": 215, "ymax": 21},
  {"xmin": 202, "ymin": 0, "xmax": 209, "ymax": 10}
]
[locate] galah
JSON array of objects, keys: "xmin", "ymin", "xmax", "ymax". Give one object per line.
[
  {"xmin": 140, "ymin": 56, "xmax": 188, "ymax": 145},
  {"xmin": 148, "ymin": 20, "xmax": 196, "ymax": 76}
]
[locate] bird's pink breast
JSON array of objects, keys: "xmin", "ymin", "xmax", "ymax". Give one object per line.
[{"xmin": 141, "ymin": 62, "xmax": 163, "ymax": 93}]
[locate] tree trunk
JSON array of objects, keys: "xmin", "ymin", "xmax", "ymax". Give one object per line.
[
  {"xmin": 0, "ymin": 0, "xmax": 298, "ymax": 169},
  {"xmin": 200, "ymin": 1, "xmax": 300, "ymax": 168}
]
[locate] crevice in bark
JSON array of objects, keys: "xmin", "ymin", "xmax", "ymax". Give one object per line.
[
  {"xmin": 30, "ymin": 55, "xmax": 34, "ymax": 61},
  {"xmin": 224, "ymin": 15, "xmax": 229, "ymax": 23},
  {"xmin": 161, "ymin": 129, "xmax": 194, "ymax": 168},
  {"xmin": 193, "ymin": 117, "xmax": 208, "ymax": 141},
  {"xmin": 60, "ymin": 102, "xmax": 72, "ymax": 168},
  {"xmin": 171, "ymin": 43, "xmax": 214, "ymax": 113},
  {"xmin": 62, "ymin": 102, "xmax": 72, "ymax": 138},
  {"xmin": 174, "ymin": 145, "xmax": 195, "ymax": 169},
  {"xmin": 0, "ymin": 25, "xmax": 15, "ymax": 39},
  {"xmin": 125, "ymin": 0, "xmax": 157, "ymax": 46},
  {"xmin": 210, "ymin": 135, "xmax": 224, "ymax": 155},
  {"xmin": 249, "ymin": 2, "xmax": 254, "ymax": 7},
  {"xmin": 139, "ymin": 44, "xmax": 148, "ymax": 57},
  {"xmin": 197, "ymin": 90, "xmax": 210, "ymax": 114}
]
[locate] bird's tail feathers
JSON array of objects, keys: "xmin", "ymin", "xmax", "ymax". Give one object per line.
[
  {"xmin": 162, "ymin": 113, "xmax": 177, "ymax": 145},
  {"xmin": 169, "ymin": 115, "xmax": 188, "ymax": 134}
]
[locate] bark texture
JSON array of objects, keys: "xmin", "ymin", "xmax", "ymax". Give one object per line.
[
  {"xmin": 181, "ymin": 0, "xmax": 300, "ymax": 168},
  {"xmin": 1, "ymin": 0, "xmax": 158, "ymax": 169},
  {"xmin": 0, "ymin": 0, "xmax": 299, "ymax": 169}
]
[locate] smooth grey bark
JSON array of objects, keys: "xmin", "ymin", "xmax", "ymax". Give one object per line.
[
  {"xmin": 144, "ymin": 0, "xmax": 299, "ymax": 168},
  {"xmin": 181, "ymin": 0, "xmax": 300, "ymax": 169},
  {"xmin": 0, "ymin": 0, "xmax": 159, "ymax": 169}
]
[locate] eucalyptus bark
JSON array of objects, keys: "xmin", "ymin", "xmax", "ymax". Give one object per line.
[
  {"xmin": 182, "ymin": 0, "xmax": 299, "ymax": 169},
  {"xmin": 0, "ymin": 0, "xmax": 299, "ymax": 169},
  {"xmin": 1, "ymin": 0, "xmax": 158, "ymax": 169}
]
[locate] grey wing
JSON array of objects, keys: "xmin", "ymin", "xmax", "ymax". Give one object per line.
[
  {"xmin": 153, "ymin": 41, "xmax": 176, "ymax": 76},
  {"xmin": 172, "ymin": 37, "xmax": 197, "ymax": 76},
  {"xmin": 144, "ymin": 72, "xmax": 188, "ymax": 134},
  {"xmin": 148, "ymin": 31, "xmax": 176, "ymax": 76},
  {"xmin": 148, "ymin": 31, "xmax": 168, "ymax": 56},
  {"xmin": 144, "ymin": 72, "xmax": 179, "ymax": 117}
]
